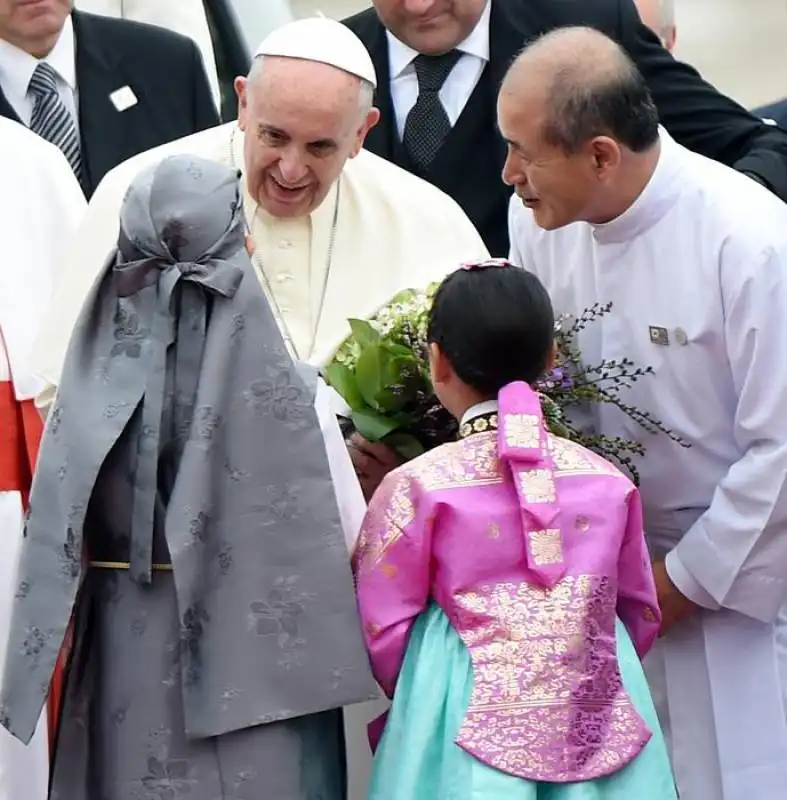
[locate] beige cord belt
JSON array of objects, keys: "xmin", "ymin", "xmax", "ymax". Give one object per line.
[{"xmin": 89, "ymin": 560, "xmax": 173, "ymax": 572}]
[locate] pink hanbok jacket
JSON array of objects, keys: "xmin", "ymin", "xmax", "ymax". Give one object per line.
[{"xmin": 353, "ymin": 381, "xmax": 660, "ymax": 783}]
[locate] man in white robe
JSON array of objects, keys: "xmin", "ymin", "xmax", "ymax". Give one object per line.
[
  {"xmin": 27, "ymin": 17, "xmax": 487, "ymax": 798},
  {"xmin": 502, "ymin": 27, "xmax": 787, "ymax": 800},
  {"xmin": 0, "ymin": 117, "xmax": 86, "ymax": 799}
]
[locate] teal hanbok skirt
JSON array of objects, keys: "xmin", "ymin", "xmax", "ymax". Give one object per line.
[{"xmin": 368, "ymin": 605, "xmax": 677, "ymax": 800}]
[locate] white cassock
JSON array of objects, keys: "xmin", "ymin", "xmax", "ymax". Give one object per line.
[
  {"xmin": 0, "ymin": 119, "xmax": 86, "ymax": 799},
  {"xmin": 509, "ymin": 127, "xmax": 787, "ymax": 800},
  {"xmin": 74, "ymin": 0, "xmax": 221, "ymax": 109},
  {"xmin": 28, "ymin": 121, "xmax": 489, "ymax": 800}
]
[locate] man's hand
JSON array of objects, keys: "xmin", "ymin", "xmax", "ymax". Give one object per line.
[
  {"xmin": 347, "ymin": 433, "xmax": 402, "ymax": 501},
  {"xmin": 652, "ymin": 559, "xmax": 698, "ymax": 636}
]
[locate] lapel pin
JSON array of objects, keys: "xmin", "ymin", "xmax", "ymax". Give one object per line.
[
  {"xmin": 649, "ymin": 325, "xmax": 670, "ymax": 346},
  {"xmin": 109, "ymin": 85, "xmax": 138, "ymax": 112}
]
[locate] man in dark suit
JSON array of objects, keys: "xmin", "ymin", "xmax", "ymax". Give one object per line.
[
  {"xmin": 0, "ymin": 0, "xmax": 219, "ymax": 198},
  {"xmin": 344, "ymin": 0, "xmax": 787, "ymax": 256}
]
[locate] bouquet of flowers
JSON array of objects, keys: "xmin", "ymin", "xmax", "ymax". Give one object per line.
[{"xmin": 323, "ymin": 286, "xmax": 685, "ymax": 482}]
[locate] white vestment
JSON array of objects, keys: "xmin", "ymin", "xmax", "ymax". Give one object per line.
[
  {"xmin": 0, "ymin": 118, "xmax": 86, "ymax": 800},
  {"xmin": 509, "ymin": 128, "xmax": 787, "ymax": 800},
  {"xmin": 28, "ymin": 121, "xmax": 488, "ymax": 799},
  {"xmin": 74, "ymin": 0, "xmax": 221, "ymax": 109}
]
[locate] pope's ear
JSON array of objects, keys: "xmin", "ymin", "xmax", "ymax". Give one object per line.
[
  {"xmin": 365, "ymin": 106, "xmax": 381, "ymax": 131},
  {"xmin": 234, "ymin": 76, "xmax": 249, "ymax": 124},
  {"xmin": 350, "ymin": 107, "xmax": 380, "ymax": 158}
]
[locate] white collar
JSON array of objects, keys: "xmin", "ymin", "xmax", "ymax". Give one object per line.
[
  {"xmin": 590, "ymin": 127, "xmax": 684, "ymax": 245},
  {"xmin": 386, "ymin": 0, "xmax": 491, "ymax": 80},
  {"xmin": 460, "ymin": 398, "xmax": 498, "ymax": 427},
  {"xmin": 0, "ymin": 13, "xmax": 77, "ymax": 103}
]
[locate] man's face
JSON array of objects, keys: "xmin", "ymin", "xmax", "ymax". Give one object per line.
[
  {"xmin": 498, "ymin": 86, "xmax": 599, "ymax": 231},
  {"xmin": 0, "ymin": 0, "xmax": 71, "ymax": 55},
  {"xmin": 236, "ymin": 58, "xmax": 379, "ymax": 219},
  {"xmin": 372, "ymin": 0, "xmax": 487, "ymax": 55}
]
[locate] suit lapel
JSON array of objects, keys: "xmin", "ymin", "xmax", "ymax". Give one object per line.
[
  {"xmin": 361, "ymin": 18, "xmax": 397, "ymax": 161},
  {"xmin": 0, "ymin": 86, "xmax": 23, "ymax": 125},
  {"xmin": 72, "ymin": 12, "xmax": 133, "ymax": 196}
]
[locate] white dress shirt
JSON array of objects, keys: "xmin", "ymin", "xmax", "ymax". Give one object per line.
[
  {"xmin": 386, "ymin": 0, "xmax": 491, "ymax": 139},
  {"xmin": 0, "ymin": 14, "xmax": 79, "ymax": 132}
]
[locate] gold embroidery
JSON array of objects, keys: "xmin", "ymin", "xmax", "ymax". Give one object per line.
[
  {"xmin": 380, "ymin": 563, "xmax": 398, "ymax": 579},
  {"xmin": 353, "ymin": 475, "xmax": 415, "ymax": 573},
  {"xmin": 459, "ymin": 413, "xmax": 498, "ymax": 440},
  {"xmin": 518, "ymin": 468, "xmax": 556, "ymax": 503},
  {"xmin": 503, "ymin": 413, "xmax": 540, "ymax": 449},
  {"xmin": 529, "ymin": 528, "xmax": 563, "ymax": 565},
  {"xmin": 643, "ymin": 607, "xmax": 657, "ymax": 622},
  {"xmin": 549, "ymin": 436, "xmax": 622, "ymax": 478},
  {"xmin": 487, "ymin": 522, "xmax": 501, "ymax": 539},
  {"xmin": 400, "ymin": 430, "xmax": 622, "ymax": 498},
  {"xmin": 409, "ymin": 432, "xmax": 503, "ymax": 492},
  {"xmin": 454, "ymin": 578, "xmax": 648, "ymax": 781}
]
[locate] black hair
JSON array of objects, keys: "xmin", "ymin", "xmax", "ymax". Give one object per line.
[
  {"xmin": 427, "ymin": 263, "xmax": 554, "ymax": 397},
  {"xmin": 542, "ymin": 51, "xmax": 660, "ymax": 154}
]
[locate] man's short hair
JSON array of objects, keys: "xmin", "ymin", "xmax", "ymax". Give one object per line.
[{"xmin": 526, "ymin": 30, "xmax": 660, "ymax": 155}]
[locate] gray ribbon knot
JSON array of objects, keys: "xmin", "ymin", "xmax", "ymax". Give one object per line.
[{"xmin": 112, "ymin": 252, "xmax": 244, "ymax": 584}]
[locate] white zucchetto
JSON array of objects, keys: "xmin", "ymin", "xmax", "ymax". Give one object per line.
[{"xmin": 254, "ymin": 17, "xmax": 377, "ymax": 88}]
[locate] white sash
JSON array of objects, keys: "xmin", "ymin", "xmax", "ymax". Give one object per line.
[{"xmin": 0, "ymin": 330, "xmax": 48, "ymax": 800}]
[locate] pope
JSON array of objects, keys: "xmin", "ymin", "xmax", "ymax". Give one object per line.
[{"xmin": 29, "ymin": 16, "xmax": 490, "ymax": 499}]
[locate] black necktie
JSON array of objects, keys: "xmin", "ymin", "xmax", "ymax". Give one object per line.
[{"xmin": 403, "ymin": 50, "xmax": 462, "ymax": 171}]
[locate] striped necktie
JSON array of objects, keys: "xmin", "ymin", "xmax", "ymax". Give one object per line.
[{"xmin": 28, "ymin": 62, "xmax": 82, "ymax": 180}]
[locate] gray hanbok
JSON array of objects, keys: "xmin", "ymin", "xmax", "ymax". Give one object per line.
[{"xmin": 0, "ymin": 156, "xmax": 378, "ymax": 799}]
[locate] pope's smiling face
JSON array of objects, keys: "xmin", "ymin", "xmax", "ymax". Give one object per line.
[{"xmin": 235, "ymin": 57, "xmax": 379, "ymax": 219}]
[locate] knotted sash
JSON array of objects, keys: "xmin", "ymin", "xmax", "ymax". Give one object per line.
[
  {"xmin": 1, "ymin": 155, "xmax": 377, "ymax": 745},
  {"xmin": 498, "ymin": 381, "xmax": 565, "ymax": 589},
  {"xmin": 114, "ymin": 216, "xmax": 245, "ymax": 584}
]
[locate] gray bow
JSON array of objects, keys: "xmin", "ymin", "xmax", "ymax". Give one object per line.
[{"xmin": 112, "ymin": 159, "xmax": 246, "ymax": 583}]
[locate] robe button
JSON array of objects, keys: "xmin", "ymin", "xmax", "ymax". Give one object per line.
[
  {"xmin": 276, "ymin": 273, "xmax": 292, "ymax": 283},
  {"xmin": 279, "ymin": 239, "xmax": 293, "ymax": 249},
  {"xmin": 674, "ymin": 327, "xmax": 688, "ymax": 346}
]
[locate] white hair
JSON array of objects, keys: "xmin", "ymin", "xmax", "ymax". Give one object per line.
[{"xmin": 248, "ymin": 55, "xmax": 374, "ymax": 118}]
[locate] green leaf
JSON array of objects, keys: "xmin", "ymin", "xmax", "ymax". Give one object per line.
[
  {"xmin": 383, "ymin": 432, "xmax": 425, "ymax": 462},
  {"xmin": 382, "ymin": 342, "xmax": 414, "ymax": 359},
  {"xmin": 348, "ymin": 318, "xmax": 381, "ymax": 347},
  {"xmin": 322, "ymin": 363, "xmax": 367, "ymax": 412},
  {"xmin": 353, "ymin": 408, "xmax": 404, "ymax": 442},
  {"xmin": 356, "ymin": 344, "xmax": 403, "ymax": 411}
]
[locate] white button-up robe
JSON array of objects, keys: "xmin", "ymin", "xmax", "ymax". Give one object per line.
[
  {"xmin": 0, "ymin": 118, "xmax": 86, "ymax": 800},
  {"xmin": 509, "ymin": 129, "xmax": 787, "ymax": 800}
]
